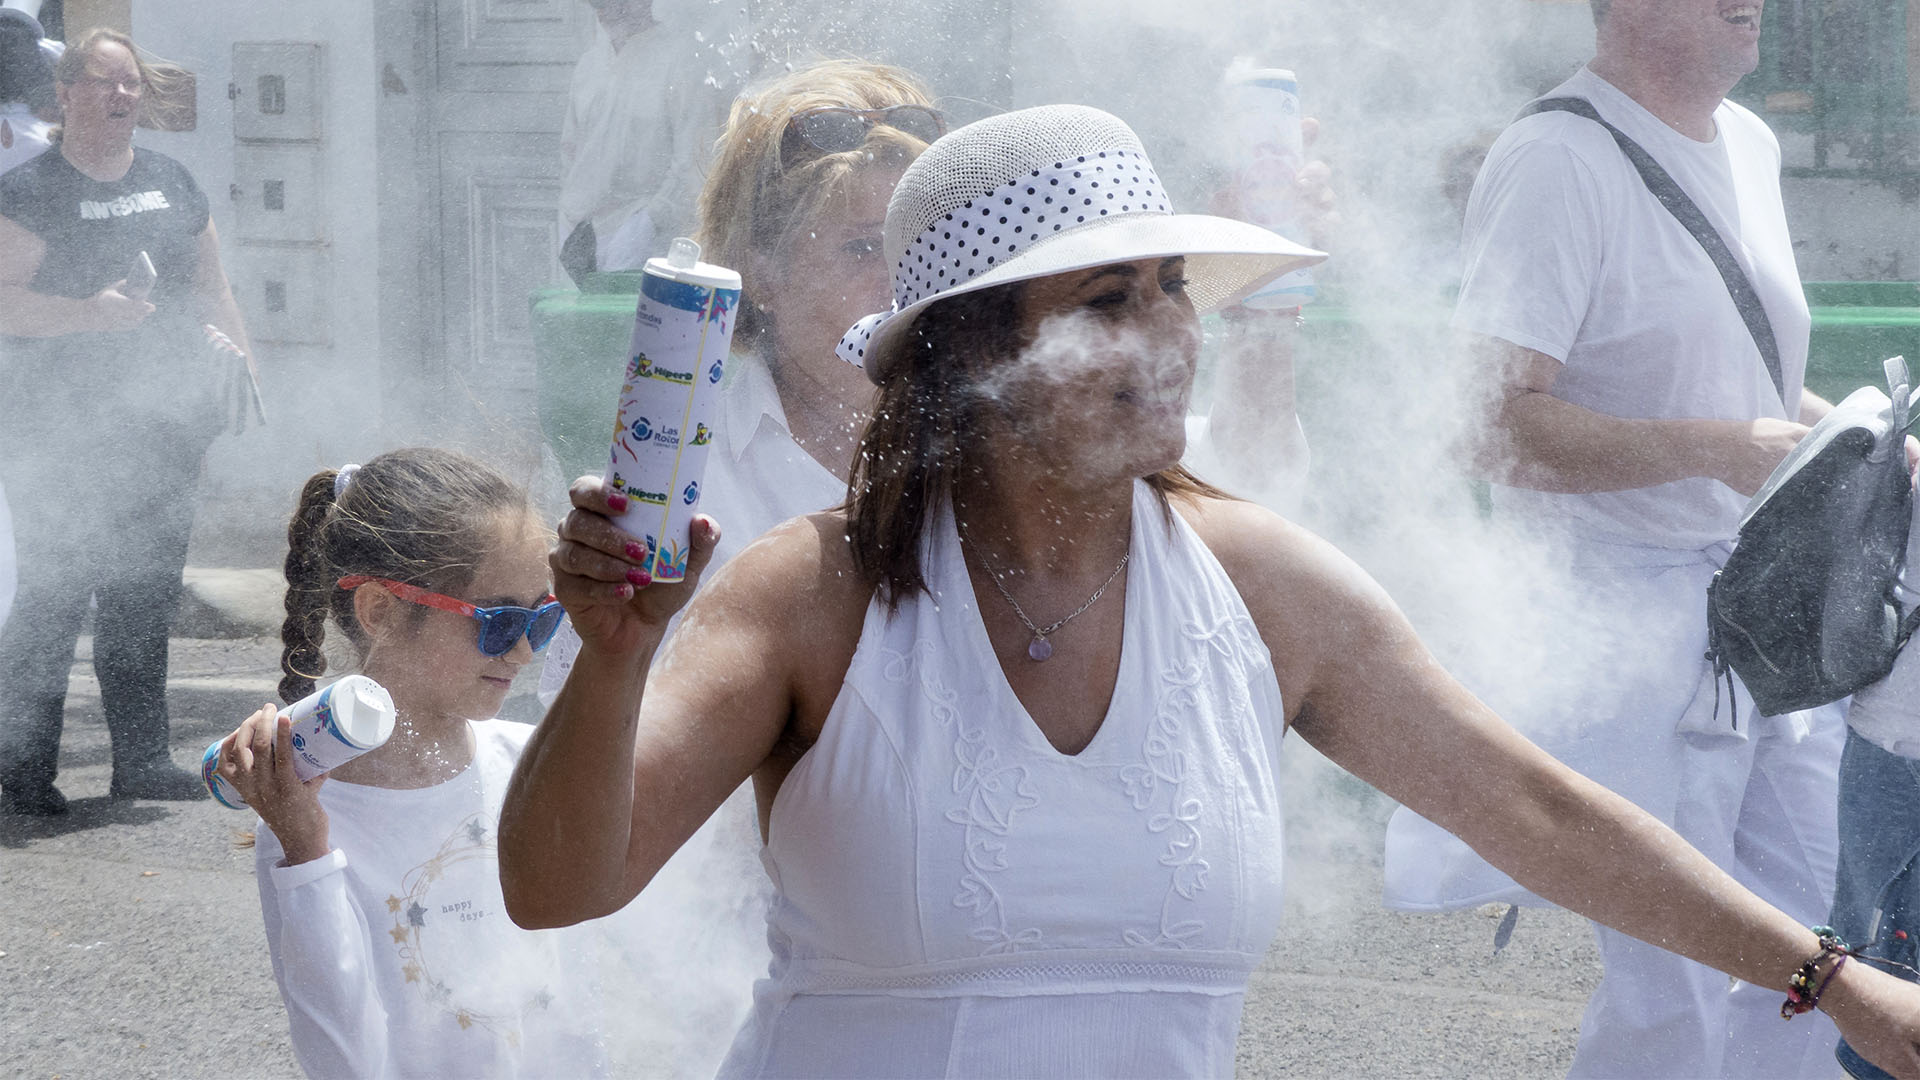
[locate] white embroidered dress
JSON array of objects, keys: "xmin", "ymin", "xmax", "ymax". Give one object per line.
[{"xmin": 719, "ymin": 481, "xmax": 1288, "ymax": 1079}]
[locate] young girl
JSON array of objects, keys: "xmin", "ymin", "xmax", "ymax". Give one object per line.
[{"xmin": 212, "ymin": 448, "xmax": 605, "ymax": 1078}]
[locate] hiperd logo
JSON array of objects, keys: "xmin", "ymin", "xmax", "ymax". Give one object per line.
[
  {"xmin": 632, "ymin": 487, "xmax": 670, "ymax": 505},
  {"xmin": 630, "ymin": 349, "xmax": 691, "ymax": 384}
]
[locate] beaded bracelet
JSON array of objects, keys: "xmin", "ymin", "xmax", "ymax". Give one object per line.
[
  {"xmin": 1779, "ymin": 922, "xmax": 1920, "ymax": 1021},
  {"xmin": 1781, "ymin": 927, "xmax": 1849, "ymax": 1020}
]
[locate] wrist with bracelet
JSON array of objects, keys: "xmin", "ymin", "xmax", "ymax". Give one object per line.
[
  {"xmin": 1778, "ymin": 923, "xmax": 1920, "ymax": 1019},
  {"xmin": 1781, "ymin": 926, "xmax": 1850, "ymax": 1019}
]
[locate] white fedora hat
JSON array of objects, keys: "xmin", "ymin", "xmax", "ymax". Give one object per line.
[{"xmin": 836, "ymin": 103, "xmax": 1327, "ymax": 384}]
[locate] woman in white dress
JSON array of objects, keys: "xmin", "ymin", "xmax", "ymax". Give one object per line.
[{"xmin": 500, "ymin": 105, "xmax": 1920, "ymax": 1078}]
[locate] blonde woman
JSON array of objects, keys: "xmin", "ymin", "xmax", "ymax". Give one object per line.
[{"xmin": 689, "ymin": 59, "xmax": 945, "ymax": 573}]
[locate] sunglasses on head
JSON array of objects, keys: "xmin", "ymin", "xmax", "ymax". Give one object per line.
[
  {"xmin": 780, "ymin": 105, "xmax": 946, "ymax": 169},
  {"xmin": 338, "ymin": 576, "xmax": 565, "ymax": 658}
]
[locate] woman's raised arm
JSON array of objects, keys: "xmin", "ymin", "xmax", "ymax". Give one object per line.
[{"xmin": 498, "ymin": 479, "xmax": 859, "ymax": 929}]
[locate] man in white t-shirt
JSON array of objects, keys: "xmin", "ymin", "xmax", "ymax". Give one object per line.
[
  {"xmin": 557, "ymin": 0, "xmax": 741, "ymax": 281},
  {"xmin": 1384, "ymin": 2, "xmax": 1847, "ymax": 1077}
]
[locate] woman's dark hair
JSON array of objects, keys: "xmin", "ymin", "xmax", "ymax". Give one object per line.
[
  {"xmin": 845, "ymin": 283, "xmax": 1227, "ymax": 608},
  {"xmin": 280, "ymin": 448, "xmax": 531, "ymax": 703}
]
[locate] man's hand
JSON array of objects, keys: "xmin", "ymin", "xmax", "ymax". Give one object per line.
[
  {"xmin": 1709, "ymin": 417, "xmax": 1810, "ymax": 497},
  {"xmin": 1475, "ymin": 337, "xmax": 1819, "ymax": 497}
]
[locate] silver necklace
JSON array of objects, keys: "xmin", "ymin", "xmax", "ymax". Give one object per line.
[{"xmin": 961, "ymin": 533, "xmax": 1130, "ymax": 662}]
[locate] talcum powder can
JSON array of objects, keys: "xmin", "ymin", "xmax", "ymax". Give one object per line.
[
  {"xmin": 605, "ymin": 237, "xmax": 743, "ymax": 582},
  {"xmin": 1223, "ymin": 64, "xmax": 1317, "ymax": 309},
  {"xmin": 202, "ymin": 675, "xmax": 398, "ymax": 810}
]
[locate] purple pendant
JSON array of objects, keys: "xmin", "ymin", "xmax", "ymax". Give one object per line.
[{"xmin": 1027, "ymin": 636, "xmax": 1053, "ymax": 662}]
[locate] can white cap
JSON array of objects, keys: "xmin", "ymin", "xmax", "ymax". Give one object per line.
[
  {"xmin": 646, "ymin": 236, "xmax": 743, "ymax": 291},
  {"xmin": 327, "ymin": 676, "xmax": 397, "ymax": 750}
]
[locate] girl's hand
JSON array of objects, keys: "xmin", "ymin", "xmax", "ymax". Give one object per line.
[
  {"xmin": 549, "ymin": 476, "xmax": 722, "ymax": 656},
  {"xmin": 218, "ymin": 704, "xmax": 331, "ymax": 865}
]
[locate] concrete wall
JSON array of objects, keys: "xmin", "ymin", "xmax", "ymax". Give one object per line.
[
  {"xmin": 129, "ymin": 1, "xmax": 383, "ymax": 563},
  {"xmin": 1785, "ymin": 176, "xmax": 1920, "ymax": 281}
]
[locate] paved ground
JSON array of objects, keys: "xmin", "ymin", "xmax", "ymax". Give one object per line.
[{"xmin": 0, "ymin": 579, "xmax": 1600, "ymax": 1079}]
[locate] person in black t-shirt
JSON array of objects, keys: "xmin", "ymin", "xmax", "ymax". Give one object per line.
[{"xmin": 0, "ymin": 28, "xmax": 254, "ymax": 815}]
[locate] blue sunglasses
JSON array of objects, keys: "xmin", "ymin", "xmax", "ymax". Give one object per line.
[{"xmin": 338, "ymin": 576, "xmax": 565, "ymax": 657}]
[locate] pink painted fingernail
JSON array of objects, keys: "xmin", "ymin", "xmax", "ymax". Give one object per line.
[
  {"xmin": 627, "ymin": 568, "xmax": 651, "ymax": 587},
  {"xmin": 626, "ymin": 542, "xmax": 646, "ymax": 561},
  {"xmin": 607, "ymin": 492, "xmax": 629, "ymax": 512},
  {"xmin": 616, "ymin": 583, "xmax": 634, "ymax": 600}
]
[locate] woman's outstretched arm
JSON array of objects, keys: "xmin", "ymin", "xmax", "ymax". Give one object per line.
[{"xmin": 1191, "ymin": 496, "xmax": 1920, "ymax": 1079}]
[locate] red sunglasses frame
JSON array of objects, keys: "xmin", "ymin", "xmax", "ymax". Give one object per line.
[
  {"xmin": 336, "ymin": 575, "xmax": 554, "ymax": 617},
  {"xmin": 336, "ymin": 575, "xmax": 562, "ymax": 655}
]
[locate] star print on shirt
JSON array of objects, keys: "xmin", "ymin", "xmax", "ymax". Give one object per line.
[
  {"xmin": 466, "ymin": 819, "xmax": 488, "ymax": 845},
  {"xmin": 407, "ymin": 901, "xmax": 427, "ymax": 928}
]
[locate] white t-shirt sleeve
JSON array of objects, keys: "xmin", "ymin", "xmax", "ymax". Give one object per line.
[
  {"xmin": 253, "ymin": 833, "xmax": 391, "ymax": 1080},
  {"xmin": 1452, "ymin": 130, "xmax": 1607, "ymax": 364}
]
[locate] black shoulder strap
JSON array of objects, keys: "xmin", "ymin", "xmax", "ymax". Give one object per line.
[{"xmin": 1520, "ymin": 96, "xmax": 1787, "ymax": 405}]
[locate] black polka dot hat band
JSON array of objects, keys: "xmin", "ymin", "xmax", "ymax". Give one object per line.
[{"xmin": 837, "ymin": 104, "xmax": 1326, "ymax": 385}]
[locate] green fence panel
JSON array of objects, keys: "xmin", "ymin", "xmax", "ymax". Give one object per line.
[
  {"xmin": 531, "ymin": 275, "xmax": 645, "ymax": 483},
  {"xmin": 1803, "ymin": 282, "xmax": 1920, "ymax": 402},
  {"xmin": 532, "ymin": 280, "xmax": 1920, "ymax": 483}
]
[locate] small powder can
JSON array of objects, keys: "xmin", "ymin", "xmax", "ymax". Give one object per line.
[
  {"xmin": 1223, "ymin": 63, "xmax": 1317, "ymax": 309},
  {"xmin": 203, "ymin": 675, "xmax": 398, "ymax": 810},
  {"xmin": 604, "ymin": 237, "xmax": 743, "ymax": 581}
]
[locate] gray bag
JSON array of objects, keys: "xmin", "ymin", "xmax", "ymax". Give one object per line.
[{"xmin": 1706, "ymin": 357, "xmax": 1918, "ymax": 717}]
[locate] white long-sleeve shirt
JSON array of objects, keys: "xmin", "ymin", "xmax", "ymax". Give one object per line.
[{"xmin": 252, "ymin": 719, "xmax": 608, "ymax": 1080}]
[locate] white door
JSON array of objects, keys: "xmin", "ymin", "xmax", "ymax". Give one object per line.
[{"xmin": 381, "ymin": 0, "xmax": 583, "ymax": 416}]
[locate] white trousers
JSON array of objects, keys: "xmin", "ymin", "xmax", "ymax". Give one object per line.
[{"xmin": 1569, "ymin": 706, "xmax": 1844, "ymax": 1079}]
